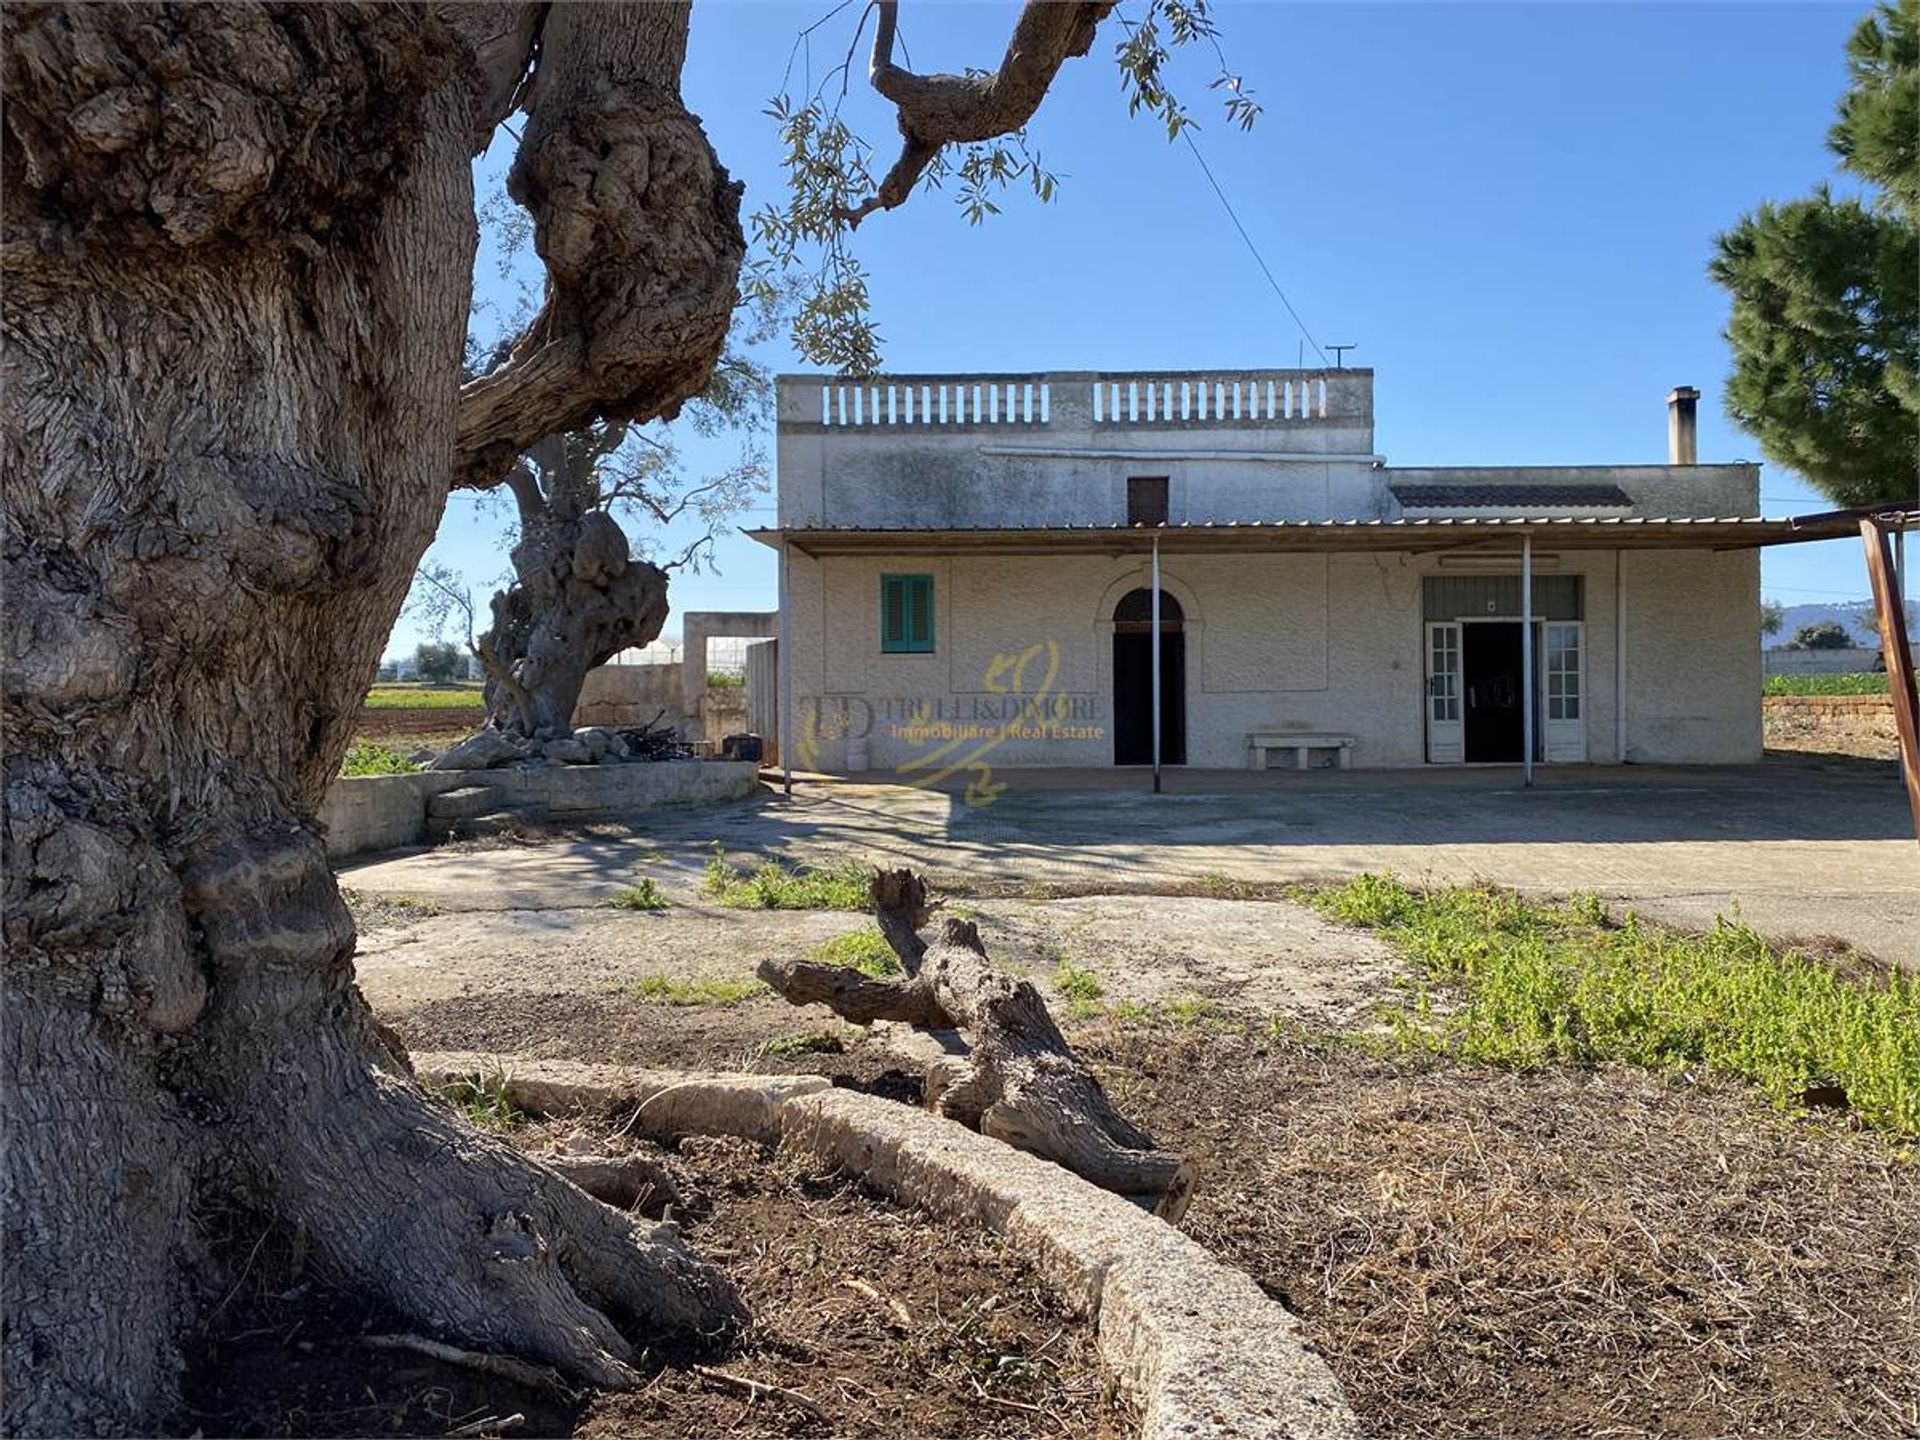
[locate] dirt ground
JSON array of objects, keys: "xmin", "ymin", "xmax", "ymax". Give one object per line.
[
  {"xmin": 375, "ymin": 994, "xmax": 1920, "ymax": 1440},
  {"xmin": 350, "ymin": 883, "xmax": 1396, "ymax": 1044},
  {"xmin": 187, "ymin": 1122, "xmax": 1134, "ymax": 1440},
  {"xmin": 1097, "ymin": 1026, "xmax": 1917, "ymax": 1440},
  {"xmin": 353, "ymin": 705, "xmax": 474, "ymax": 752},
  {"xmin": 334, "ymin": 791, "xmax": 1919, "ymax": 1440}
]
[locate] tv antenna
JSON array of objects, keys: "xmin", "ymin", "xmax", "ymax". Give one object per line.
[{"xmin": 1327, "ymin": 344, "xmax": 1357, "ymax": 369}]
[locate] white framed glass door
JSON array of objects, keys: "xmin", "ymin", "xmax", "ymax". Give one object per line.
[
  {"xmin": 1426, "ymin": 621, "xmax": 1463, "ymax": 763},
  {"xmin": 1542, "ymin": 621, "xmax": 1586, "ymax": 762}
]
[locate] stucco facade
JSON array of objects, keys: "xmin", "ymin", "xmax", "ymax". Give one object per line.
[{"xmin": 760, "ymin": 370, "xmax": 1764, "ymax": 773}]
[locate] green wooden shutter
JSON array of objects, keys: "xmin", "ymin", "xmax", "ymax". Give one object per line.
[
  {"xmin": 882, "ymin": 576, "xmax": 906, "ymax": 650},
  {"xmin": 881, "ymin": 574, "xmax": 934, "ymax": 653},
  {"xmin": 906, "ymin": 575, "xmax": 932, "ymax": 650}
]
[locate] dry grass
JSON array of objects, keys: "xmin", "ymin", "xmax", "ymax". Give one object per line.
[
  {"xmin": 1093, "ymin": 1025, "xmax": 1919, "ymax": 1440},
  {"xmin": 188, "ymin": 1126, "xmax": 1133, "ymax": 1439}
]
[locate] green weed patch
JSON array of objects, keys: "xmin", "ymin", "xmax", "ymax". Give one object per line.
[
  {"xmin": 702, "ymin": 852, "xmax": 871, "ymax": 911},
  {"xmin": 807, "ymin": 928, "xmax": 903, "ymax": 976},
  {"xmin": 340, "ymin": 740, "xmax": 421, "ymax": 776},
  {"xmin": 1161, "ymin": 994, "xmax": 1219, "ymax": 1027},
  {"xmin": 434, "ymin": 1064, "xmax": 523, "ymax": 1130},
  {"xmin": 606, "ymin": 879, "xmax": 670, "ymax": 911},
  {"xmin": 761, "ymin": 1029, "xmax": 846, "ymax": 1058},
  {"xmin": 1762, "ymin": 672, "xmax": 1894, "ymax": 696},
  {"xmin": 1310, "ymin": 874, "xmax": 1919, "ymax": 1137},
  {"xmin": 1085, "ymin": 994, "xmax": 1219, "ymax": 1028},
  {"xmin": 1052, "ymin": 961, "xmax": 1103, "ymax": 1003}
]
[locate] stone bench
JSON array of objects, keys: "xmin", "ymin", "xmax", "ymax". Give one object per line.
[{"xmin": 1248, "ymin": 732, "xmax": 1355, "ymax": 771}]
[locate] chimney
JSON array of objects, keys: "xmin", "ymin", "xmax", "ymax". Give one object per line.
[{"xmin": 1667, "ymin": 386, "xmax": 1699, "ymax": 465}]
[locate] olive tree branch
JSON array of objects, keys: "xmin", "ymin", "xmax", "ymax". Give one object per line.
[{"xmin": 832, "ymin": 0, "xmax": 1115, "ymax": 228}]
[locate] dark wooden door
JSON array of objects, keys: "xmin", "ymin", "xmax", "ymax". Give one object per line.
[
  {"xmin": 1113, "ymin": 631, "xmax": 1185, "ymax": 765},
  {"xmin": 1463, "ymin": 623, "xmax": 1524, "ymax": 763}
]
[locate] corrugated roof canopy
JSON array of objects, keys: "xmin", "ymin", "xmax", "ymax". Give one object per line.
[{"xmin": 752, "ymin": 509, "xmax": 1915, "ymax": 558}]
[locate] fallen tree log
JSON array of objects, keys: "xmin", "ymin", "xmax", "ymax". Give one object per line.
[{"xmin": 758, "ymin": 869, "xmax": 1192, "ymax": 1219}]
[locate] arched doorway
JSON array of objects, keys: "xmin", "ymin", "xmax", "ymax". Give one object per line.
[{"xmin": 1112, "ymin": 588, "xmax": 1185, "ymax": 765}]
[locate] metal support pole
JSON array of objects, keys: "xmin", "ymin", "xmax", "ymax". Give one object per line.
[
  {"xmin": 1151, "ymin": 535, "xmax": 1163, "ymax": 795},
  {"xmin": 1615, "ymin": 549, "xmax": 1628, "ymax": 764},
  {"xmin": 778, "ymin": 539, "xmax": 793, "ymax": 799},
  {"xmin": 1521, "ymin": 533, "xmax": 1535, "ymax": 788}
]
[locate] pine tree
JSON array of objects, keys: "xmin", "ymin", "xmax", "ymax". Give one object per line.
[{"xmin": 1710, "ymin": 0, "xmax": 1919, "ymax": 507}]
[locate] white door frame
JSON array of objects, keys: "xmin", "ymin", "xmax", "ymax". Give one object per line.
[
  {"xmin": 1426, "ymin": 615, "xmax": 1587, "ymax": 765},
  {"xmin": 1424, "ymin": 621, "xmax": 1463, "ymax": 764},
  {"xmin": 1542, "ymin": 619, "xmax": 1588, "ymax": 762}
]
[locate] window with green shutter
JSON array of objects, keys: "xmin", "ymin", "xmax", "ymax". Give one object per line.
[{"xmin": 880, "ymin": 574, "xmax": 935, "ymax": 653}]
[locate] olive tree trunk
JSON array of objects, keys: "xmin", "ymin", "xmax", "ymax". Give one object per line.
[
  {"xmin": 1, "ymin": 4, "xmax": 743, "ymax": 1433},
  {"xmin": 475, "ymin": 449, "xmax": 670, "ymax": 738}
]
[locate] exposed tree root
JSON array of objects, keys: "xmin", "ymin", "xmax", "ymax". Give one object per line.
[
  {"xmin": 178, "ymin": 832, "xmax": 742, "ymax": 1396},
  {"xmin": 233, "ymin": 1053, "xmax": 740, "ymax": 1392},
  {"xmin": 759, "ymin": 869, "xmax": 1192, "ymax": 1218},
  {"xmin": 546, "ymin": 1153, "xmax": 682, "ymax": 1217}
]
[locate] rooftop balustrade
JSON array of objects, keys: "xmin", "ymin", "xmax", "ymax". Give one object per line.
[{"xmin": 777, "ymin": 368, "xmax": 1374, "ymax": 433}]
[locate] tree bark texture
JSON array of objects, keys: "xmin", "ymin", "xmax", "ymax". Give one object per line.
[
  {"xmin": 759, "ymin": 871, "xmax": 1193, "ymax": 1218},
  {"xmin": 1, "ymin": 4, "xmax": 743, "ymax": 1433}
]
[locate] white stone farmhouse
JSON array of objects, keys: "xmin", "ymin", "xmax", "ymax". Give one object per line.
[{"xmin": 752, "ymin": 369, "xmax": 1831, "ymax": 775}]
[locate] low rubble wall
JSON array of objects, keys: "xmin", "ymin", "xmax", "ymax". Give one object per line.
[
  {"xmin": 1762, "ymin": 694, "xmax": 1896, "ymax": 716},
  {"xmin": 321, "ymin": 760, "xmax": 760, "ymax": 861}
]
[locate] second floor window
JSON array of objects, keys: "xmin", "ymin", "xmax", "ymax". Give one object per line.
[
  {"xmin": 1128, "ymin": 476, "xmax": 1169, "ymax": 527},
  {"xmin": 881, "ymin": 573, "xmax": 935, "ymax": 653}
]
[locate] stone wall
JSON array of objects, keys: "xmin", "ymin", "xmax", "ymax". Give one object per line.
[
  {"xmin": 573, "ymin": 661, "xmax": 688, "ymax": 733},
  {"xmin": 698, "ymin": 685, "xmax": 750, "ymax": 743},
  {"xmin": 322, "ymin": 771, "xmax": 467, "ymax": 860},
  {"xmin": 321, "ymin": 760, "xmax": 761, "ymax": 861},
  {"xmin": 1763, "ymin": 694, "xmax": 1896, "ymax": 715},
  {"xmin": 681, "ymin": 609, "xmax": 777, "ymax": 719}
]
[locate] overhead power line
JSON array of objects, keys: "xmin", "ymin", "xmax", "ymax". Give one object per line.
[{"xmin": 1179, "ymin": 130, "xmax": 1329, "ymax": 368}]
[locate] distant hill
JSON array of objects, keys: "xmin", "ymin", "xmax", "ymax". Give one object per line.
[{"xmin": 1765, "ymin": 598, "xmax": 1916, "ymax": 649}]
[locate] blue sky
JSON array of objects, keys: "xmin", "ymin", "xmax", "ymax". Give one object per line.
[{"xmin": 394, "ymin": 1, "xmax": 1905, "ymax": 656}]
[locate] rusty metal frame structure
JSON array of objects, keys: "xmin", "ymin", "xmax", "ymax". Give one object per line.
[{"xmin": 1860, "ymin": 514, "xmax": 1920, "ymax": 841}]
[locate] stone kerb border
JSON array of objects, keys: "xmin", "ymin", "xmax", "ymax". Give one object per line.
[{"xmin": 415, "ymin": 1054, "xmax": 1359, "ymax": 1440}]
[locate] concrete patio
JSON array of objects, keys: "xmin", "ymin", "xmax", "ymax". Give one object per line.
[{"xmin": 341, "ymin": 752, "xmax": 1918, "ymax": 969}]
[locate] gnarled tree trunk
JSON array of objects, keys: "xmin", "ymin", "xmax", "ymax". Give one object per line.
[
  {"xmin": 474, "ymin": 442, "xmax": 670, "ymax": 738},
  {"xmin": 4, "ymin": 0, "xmax": 1126, "ymax": 1427},
  {"xmin": 760, "ymin": 870, "xmax": 1193, "ymax": 1218},
  {"xmin": 1, "ymin": 4, "xmax": 742, "ymax": 1433}
]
